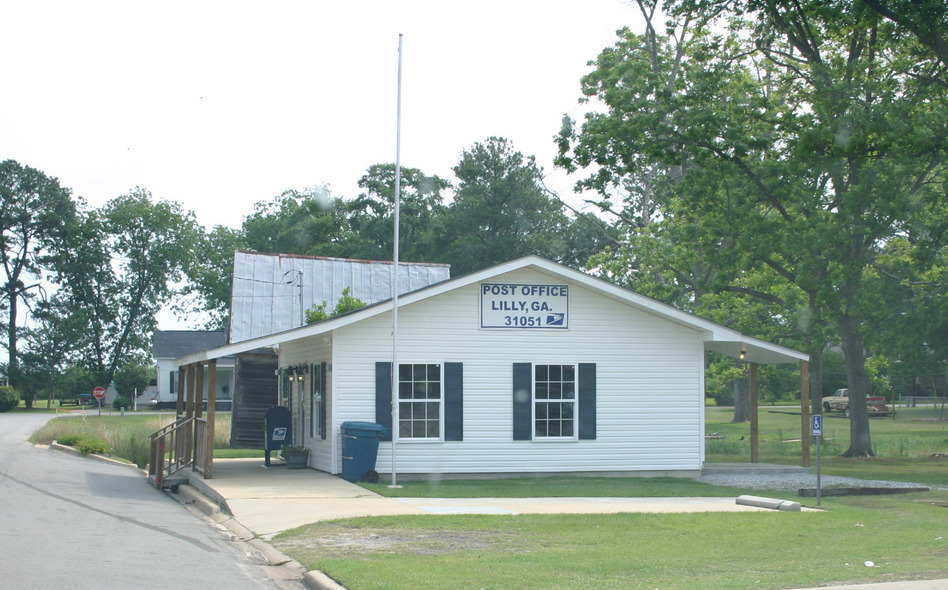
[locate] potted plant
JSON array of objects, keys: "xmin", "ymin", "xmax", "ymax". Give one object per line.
[{"xmin": 279, "ymin": 445, "xmax": 310, "ymax": 469}]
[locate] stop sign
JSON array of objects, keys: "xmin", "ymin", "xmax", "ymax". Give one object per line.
[{"xmin": 93, "ymin": 386, "xmax": 106, "ymax": 399}]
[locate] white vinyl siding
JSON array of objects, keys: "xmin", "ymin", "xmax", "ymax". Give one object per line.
[
  {"xmin": 279, "ymin": 335, "xmax": 333, "ymax": 472},
  {"xmin": 323, "ymin": 267, "xmax": 705, "ymax": 476}
]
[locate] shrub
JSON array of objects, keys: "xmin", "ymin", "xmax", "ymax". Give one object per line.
[
  {"xmin": 112, "ymin": 396, "xmax": 130, "ymax": 411},
  {"xmin": 76, "ymin": 436, "xmax": 110, "ymax": 455},
  {"xmin": 0, "ymin": 386, "xmax": 19, "ymax": 412},
  {"xmin": 57, "ymin": 433, "xmax": 83, "ymax": 446}
]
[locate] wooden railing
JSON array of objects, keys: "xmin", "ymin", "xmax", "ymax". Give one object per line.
[{"xmin": 148, "ymin": 416, "xmax": 194, "ymax": 488}]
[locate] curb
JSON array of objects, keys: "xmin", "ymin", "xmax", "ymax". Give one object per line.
[
  {"xmin": 175, "ymin": 483, "xmax": 348, "ymax": 590},
  {"xmin": 736, "ymin": 494, "xmax": 802, "ymax": 511},
  {"xmin": 47, "ymin": 441, "xmax": 142, "ymax": 470}
]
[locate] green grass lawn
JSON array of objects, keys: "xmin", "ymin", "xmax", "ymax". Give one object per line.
[{"xmin": 272, "ymin": 488, "xmax": 948, "ymax": 590}]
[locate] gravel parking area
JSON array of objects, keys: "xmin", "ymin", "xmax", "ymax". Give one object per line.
[{"xmin": 697, "ymin": 472, "xmax": 933, "ymax": 492}]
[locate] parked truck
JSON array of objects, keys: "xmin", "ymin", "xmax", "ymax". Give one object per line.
[{"xmin": 822, "ymin": 388, "xmax": 891, "ymax": 417}]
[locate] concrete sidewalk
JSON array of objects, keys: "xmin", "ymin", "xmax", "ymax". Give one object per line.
[{"xmin": 184, "ymin": 458, "xmax": 801, "ymax": 539}]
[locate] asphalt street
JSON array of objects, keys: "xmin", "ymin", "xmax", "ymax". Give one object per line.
[{"xmin": 0, "ymin": 412, "xmax": 305, "ymax": 590}]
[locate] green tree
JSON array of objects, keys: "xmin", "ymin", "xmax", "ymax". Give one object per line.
[
  {"xmin": 243, "ymin": 187, "xmax": 350, "ymax": 257},
  {"xmin": 178, "ymin": 225, "xmax": 247, "ymax": 330},
  {"xmin": 0, "ymin": 160, "xmax": 76, "ymax": 388},
  {"xmin": 344, "ymin": 164, "xmax": 450, "ymax": 262},
  {"xmin": 50, "ymin": 189, "xmax": 201, "ymax": 385},
  {"xmin": 18, "ymin": 300, "xmax": 86, "ymax": 408},
  {"xmin": 557, "ymin": 1, "xmax": 948, "ymax": 456},
  {"xmin": 442, "ymin": 137, "xmax": 570, "ymax": 275},
  {"xmin": 113, "ymin": 363, "xmax": 153, "ymax": 399},
  {"xmin": 304, "ymin": 287, "xmax": 367, "ymax": 324}
]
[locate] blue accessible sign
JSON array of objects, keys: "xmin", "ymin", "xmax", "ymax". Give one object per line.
[{"xmin": 811, "ymin": 414, "xmax": 822, "ymax": 436}]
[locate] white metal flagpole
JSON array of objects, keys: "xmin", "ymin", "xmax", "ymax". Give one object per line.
[{"xmin": 389, "ymin": 33, "xmax": 403, "ymax": 489}]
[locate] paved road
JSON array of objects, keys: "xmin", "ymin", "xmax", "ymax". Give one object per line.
[{"xmin": 0, "ymin": 413, "xmax": 306, "ymax": 590}]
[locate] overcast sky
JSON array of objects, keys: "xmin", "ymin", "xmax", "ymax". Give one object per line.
[{"xmin": 2, "ymin": 0, "xmax": 642, "ymax": 230}]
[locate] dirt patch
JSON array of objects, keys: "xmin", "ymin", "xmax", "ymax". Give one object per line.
[{"xmin": 273, "ymin": 525, "xmax": 518, "ymax": 559}]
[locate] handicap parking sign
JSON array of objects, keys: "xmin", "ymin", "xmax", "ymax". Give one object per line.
[{"xmin": 811, "ymin": 415, "xmax": 822, "ymax": 436}]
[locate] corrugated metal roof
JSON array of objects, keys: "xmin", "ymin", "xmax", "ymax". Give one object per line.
[{"xmin": 229, "ymin": 252, "xmax": 450, "ymax": 343}]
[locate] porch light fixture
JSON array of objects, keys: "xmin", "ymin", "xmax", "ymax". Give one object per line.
[{"xmin": 739, "ymin": 350, "xmax": 746, "ymax": 361}]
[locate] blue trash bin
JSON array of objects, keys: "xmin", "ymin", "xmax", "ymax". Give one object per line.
[{"xmin": 341, "ymin": 421, "xmax": 389, "ymax": 482}]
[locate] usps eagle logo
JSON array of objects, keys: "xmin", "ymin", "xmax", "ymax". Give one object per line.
[{"xmin": 545, "ymin": 313, "xmax": 565, "ymax": 326}]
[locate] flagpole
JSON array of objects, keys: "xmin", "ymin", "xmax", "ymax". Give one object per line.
[{"xmin": 389, "ymin": 33, "xmax": 403, "ymax": 489}]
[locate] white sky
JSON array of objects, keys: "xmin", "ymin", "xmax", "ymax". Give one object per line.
[{"xmin": 2, "ymin": 0, "xmax": 642, "ymax": 230}]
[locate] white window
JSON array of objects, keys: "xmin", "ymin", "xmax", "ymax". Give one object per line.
[
  {"xmin": 534, "ymin": 364, "xmax": 576, "ymax": 439},
  {"xmin": 398, "ymin": 363, "xmax": 442, "ymax": 439}
]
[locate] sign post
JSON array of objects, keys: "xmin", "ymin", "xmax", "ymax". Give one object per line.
[
  {"xmin": 93, "ymin": 386, "xmax": 106, "ymax": 416},
  {"xmin": 811, "ymin": 414, "xmax": 823, "ymax": 506}
]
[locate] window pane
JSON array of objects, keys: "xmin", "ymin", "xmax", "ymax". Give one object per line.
[
  {"xmin": 536, "ymin": 403, "xmax": 547, "ymax": 419},
  {"xmin": 413, "ymin": 364, "xmax": 427, "ymax": 380},
  {"xmin": 549, "ymin": 403, "xmax": 561, "ymax": 420},
  {"xmin": 426, "ymin": 421, "xmax": 440, "ymax": 438},
  {"xmin": 549, "ymin": 365, "xmax": 561, "ymax": 380},
  {"xmin": 535, "ymin": 383, "xmax": 549, "ymax": 400},
  {"xmin": 428, "ymin": 364, "xmax": 440, "ymax": 381},
  {"xmin": 413, "ymin": 383, "xmax": 427, "ymax": 399},
  {"xmin": 399, "ymin": 364, "xmax": 412, "ymax": 381},
  {"xmin": 549, "ymin": 382, "xmax": 562, "ymax": 399},
  {"xmin": 535, "ymin": 365, "xmax": 548, "ymax": 381}
]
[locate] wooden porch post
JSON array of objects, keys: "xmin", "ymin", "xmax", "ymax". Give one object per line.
[
  {"xmin": 176, "ymin": 369, "xmax": 186, "ymax": 416},
  {"xmin": 195, "ymin": 363, "xmax": 204, "ymax": 419},
  {"xmin": 186, "ymin": 364, "xmax": 196, "ymax": 419},
  {"xmin": 750, "ymin": 362, "xmax": 759, "ymax": 463},
  {"xmin": 800, "ymin": 360, "xmax": 811, "ymax": 467},
  {"xmin": 205, "ymin": 360, "xmax": 217, "ymax": 479}
]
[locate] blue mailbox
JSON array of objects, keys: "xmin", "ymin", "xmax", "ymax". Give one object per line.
[{"xmin": 264, "ymin": 406, "xmax": 292, "ymax": 467}]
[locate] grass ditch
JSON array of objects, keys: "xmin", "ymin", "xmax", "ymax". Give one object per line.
[{"xmin": 29, "ymin": 413, "xmax": 239, "ymax": 467}]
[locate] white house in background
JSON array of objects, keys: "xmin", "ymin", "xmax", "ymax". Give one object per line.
[
  {"xmin": 151, "ymin": 330, "xmax": 235, "ymax": 409},
  {"xmin": 177, "ymin": 256, "xmax": 808, "ymax": 480}
]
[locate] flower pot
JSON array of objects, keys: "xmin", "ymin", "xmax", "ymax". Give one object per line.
[{"xmin": 286, "ymin": 452, "xmax": 308, "ymax": 469}]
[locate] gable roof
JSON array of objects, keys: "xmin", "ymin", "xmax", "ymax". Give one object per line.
[
  {"xmin": 177, "ymin": 256, "xmax": 808, "ymax": 367},
  {"xmin": 154, "ymin": 330, "xmax": 228, "ymax": 360}
]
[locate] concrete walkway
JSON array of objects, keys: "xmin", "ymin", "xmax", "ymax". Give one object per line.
[{"xmin": 185, "ymin": 458, "xmax": 803, "ymax": 539}]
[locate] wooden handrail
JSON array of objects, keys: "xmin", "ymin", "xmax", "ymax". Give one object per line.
[{"xmin": 148, "ymin": 416, "xmax": 195, "ymax": 487}]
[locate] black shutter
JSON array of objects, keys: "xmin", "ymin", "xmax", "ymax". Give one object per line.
[
  {"xmin": 444, "ymin": 363, "xmax": 463, "ymax": 441},
  {"xmin": 375, "ymin": 362, "xmax": 392, "ymax": 441},
  {"xmin": 578, "ymin": 363, "xmax": 597, "ymax": 440},
  {"xmin": 319, "ymin": 362, "xmax": 327, "ymax": 440},
  {"xmin": 513, "ymin": 363, "xmax": 532, "ymax": 440}
]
